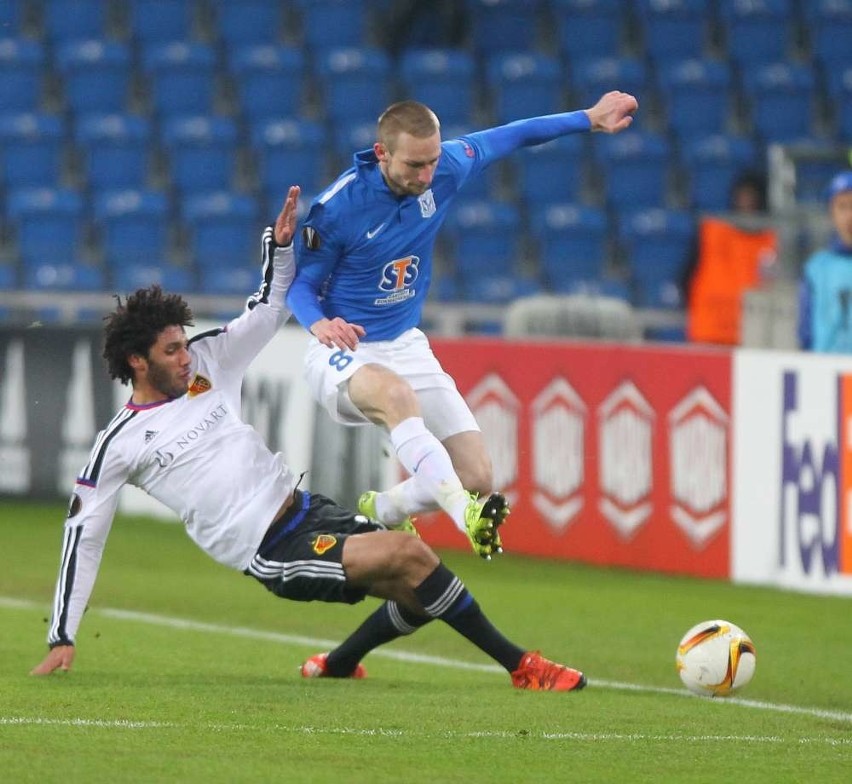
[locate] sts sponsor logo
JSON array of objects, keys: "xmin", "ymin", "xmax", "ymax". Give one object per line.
[
  {"xmin": 780, "ymin": 370, "xmax": 852, "ymax": 578},
  {"xmin": 374, "ymin": 255, "xmax": 419, "ymax": 306}
]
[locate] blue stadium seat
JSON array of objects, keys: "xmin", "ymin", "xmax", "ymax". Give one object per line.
[
  {"xmin": 466, "ymin": 0, "xmax": 542, "ymax": 58},
  {"xmin": 7, "ymin": 187, "xmax": 85, "ymax": 264},
  {"xmin": 0, "ymin": 39, "xmax": 45, "ymax": 113},
  {"xmin": 529, "ymin": 203, "xmax": 609, "ymax": 290},
  {"xmin": 595, "ymin": 132, "xmax": 671, "ymax": 210},
  {"xmin": 141, "ymin": 42, "xmax": 218, "ymax": 119},
  {"xmin": 212, "ymin": 0, "xmax": 282, "ymax": 51},
  {"xmin": 112, "ymin": 262, "xmax": 195, "ymax": 294},
  {"xmin": 572, "ymin": 56, "xmax": 647, "ymax": 108},
  {"xmin": 635, "ymin": 0, "xmax": 709, "ymax": 63},
  {"xmin": 658, "ymin": 58, "xmax": 732, "ymax": 142},
  {"xmin": 681, "ymin": 133, "xmax": 757, "ymax": 212},
  {"xmin": 315, "ymin": 47, "xmax": 392, "ymax": 124},
  {"xmin": 56, "ymin": 40, "xmax": 132, "ymax": 115},
  {"xmin": 197, "ymin": 263, "xmax": 261, "ymax": 296},
  {"xmin": 297, "ymin": 0, "xmax": 366, "ymax": 52},
  {"xmin": 619, "ymin": 208, "xmax": 695, "ymax": 308},
  {"xmin": 44, "ymin": 0, "xmax": 108, "ymax": 43},
  {"xmin": 460, "ymin": 275, "xmax": 541, "ymax": 305},
  {"xmin": 805, "ymin": 0, "xmax": 852, "ymax": 70},
  {"xmin": 23, "ymin": 260, "xmax": 104, "ymax": 292},
  {"xmin": 399, "ymin": 49, "xmax": 477, "ymax": 126},
  {"xmin": 0, "ymin": 112, "xmax": 65, "ymax": 189},
  {"xmin": 833, "ymin": 73, "xmax": 852, "ymax": 141},
  {"xmin": 560, "ymin": 277, "xmax": 630, "ymax": 301},
  {"xmin": 94, "ymin": 189, "xmax": 170, "ymax": 267},
  {"xmin": 76, "ymin": 113, "xmax": 152, "ymax": 193},
  {"xmin": 551, "ymin": 0, "xmax": 622, "ymax": 63},
  {"xmin": 129, "ymin": 0, "xmax": 194, "ymax": 44},
  {"xmin": 161, "ymin": 116, "xmax": 239, "ymax": 196},
  {"xmin": 444, "ymin": 199, "xmax": 521, "ymax": 277},
  {"xmin": 486, "ymin": 52, "xmax": 563, "ymax": 124},
  {"xmin": 513, "ymin": 135, "xmax": 587, "ymax": 208},
  {"xmin": 718, "ymin": 0, "xmax": 793, "ymax": 67},
  {"xmin": 742, "ymin": 62, "xmax": 816, "ymax": 144},
  {"xmin": 228, "ymin": 45, "xmax": 305, "ymax": 124},
  {"xmin": 251, "ymin": 118, "xmax": 328, "ymax": 199},
  {"xmin": 182, "ymin": 191, "xmax": 260, "ymax": 269},
  {"xmin": 0, "ymin": 1, "xmax": 25, "ymax": 34}
]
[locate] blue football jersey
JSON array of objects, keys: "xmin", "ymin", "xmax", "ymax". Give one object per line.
[{"xmin": 287, "ymin": 112, "xmax": 592, "ymax": 341}]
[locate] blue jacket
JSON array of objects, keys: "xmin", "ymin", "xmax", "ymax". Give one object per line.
[{"xmin": 799, "ymin": 239, "xmax": 852, "ymax": 352}]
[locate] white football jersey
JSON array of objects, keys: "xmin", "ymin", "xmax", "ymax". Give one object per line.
[{"xmin": 47, "ymin": 232, "xmax": 298, "ymax": 646}]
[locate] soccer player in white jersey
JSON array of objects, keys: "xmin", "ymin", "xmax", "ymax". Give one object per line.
[
  {"xmin": 30, "ymin": 186, "xmax": 586, "ymax": 692},
  {"xmin": 287, "ymin": 92, "xmax": 638, "ymax": 558}
]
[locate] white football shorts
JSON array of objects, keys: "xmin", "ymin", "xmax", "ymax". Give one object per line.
[{"xmin": 303, "ymin": 327, "xmax": 480, "ymax": 440}]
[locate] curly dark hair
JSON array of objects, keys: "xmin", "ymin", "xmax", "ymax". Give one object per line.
[{"xmin": 103, "ymin": 286, "xmax": 194, "ymax": 384}]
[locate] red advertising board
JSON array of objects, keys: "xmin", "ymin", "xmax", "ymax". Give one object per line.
[{"xmin": 416, "ymin": 338, "xmax": 733, "ymax": 578}]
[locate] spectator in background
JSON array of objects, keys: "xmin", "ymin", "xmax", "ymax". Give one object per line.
[
  {"xmin": 381, "ymin": 0, "xmax": 468, "ymax": 57},
  {"xmin": 798, "ymin": 171, "xmax": 852, "ymax": 353},
  {"xmin": 729, "ymin": 170, "xmax": 768, "ymax": 216}
]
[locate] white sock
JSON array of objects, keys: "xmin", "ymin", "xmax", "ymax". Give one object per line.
[
  {"xmin": 390, "ymin": 417, "xmax": 470, "ymax": 532},
  {"xmin": 378, "ymin": 477, "xmax": 437, "ymax": 522}
]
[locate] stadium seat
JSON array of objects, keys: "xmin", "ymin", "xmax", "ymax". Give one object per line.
[
  {"xmin": 658, "ymin": 58, "xmax": 732, "ymax": 142},
  {"xmin": 22, "ymin": 260, "xmax": 105, "ymax": 292},
  {"xmin": 529, "ymin": 203, "xmax": 609, "ymax": 290},
  {"xmin": 806, "ymin": 0, "xmax": 852, "ymax": 71},
  {"xmin": 197, "ymin": 263, "xmax": 261, "ymax": 296},
  {"xmin": 742, "ymin": 62, "xmax": 816, "ymax": 144},
  {"xmin": 297, "ymin": 0, "xmax": 367, "ymax": 52},
  {"xmin": 399, "ymin": 49, "xmax": 477, "ymax": 126},
  {"xmin": 513, "ymin": 135, "xmax": 587, "ymax": 208},
  {"xmin": 718, "ymin": 0, "xmax": 794, "ymax": 67},
  {"xmin": 466, "ymin": 0, "xmax": 542, "ymax": 58},
  {"xmin": 76, "ymin": 113, "xmax": 152, "ymax": 193},
  {"xmin": 619, "ymin": 208, "xmax": 695, "ymax": 308},
  {"xmin": 551, "ymin": 0, "xmax": 622, "ymax": 63},
  {"xmin": 111, "ymin": 262, "xmax": 195, "ymax": 294},
  {"xmin": 595, "ymin": 131, "xmax": 671, "ymax": 210},
  {"xmin": 44, "ymin": 0, "xmax": 109, "ymax": 43},
  {"xmin": 56, "ymin": 40, "xmax": 132, "ymax": 115},
  {"xmin": 212, "ymin": 0, "xmax": 282, "ymax": 51},
  {"xmin": 485, "ymin": 52, "xmax": 563, "ymax": 124},
  {"xmin": 681, "ymin": 133, "xmax": 758, "ymax": 213},
  {"xmin": 161, "ymin": 115, "xmax": 239, "ymax": 196},
  {"xmin": 0, "ymin": 38, "xmax": 45, "ymax": 113},
  {"xmin": 182, "ymin": 191, "xmax": 260, "ymax": 269},
  {"xmin": 6, "ymin": 187, "xmax": 85, "ymax": 264},
  {"xmin": 444, "ymin": 199, "xmax": 521, "ymax": 278},
  {"xmin": 635, "ymin": 0, "xmax": 709, "ymax": 64},
  {"xmin": 0, "ymin": 1, "xmax": 25, "ymax": 34},
  {"xmin": 94, "ymin": 189, "xmax": 170, "ymax": 267},
  {"xmin": 572, "ymin": 56, "xmax": 647, "ymax": 109},
  {"xmin": 0, "ymin": 112, "xmax": 65, "ymax": 189},
  {"xmin": 129, "ymin": 0, "xmax": 194, "ymax": 44},
  {"xmin": 315, "ymin": 47, "xmax": 392, "ymax": 124},
  {"xmin": 251, "ymin": 118, "xmax": 328, "ymax": 199},
  {"xmin": 228, "ymin": 44, "xmax": 305, "ymax": 124},
  {"xmin": 141, "ymin": 42, "xmax": 218, "ymax": 119},
  {"xmin": 459, "ymin": 274, "xmax": 541, "ymax": 305}
]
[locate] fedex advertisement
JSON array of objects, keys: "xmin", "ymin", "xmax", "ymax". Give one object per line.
[{"xmin": 733, "ymin": 349, "xmax": 852, "ymax": 595}]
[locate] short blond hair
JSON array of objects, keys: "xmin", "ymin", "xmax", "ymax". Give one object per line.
[{"xmin": 377, "ymin": 101, "xmax": 440, "ymax": 153}]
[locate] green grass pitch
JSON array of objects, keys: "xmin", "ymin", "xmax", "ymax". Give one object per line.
[{"xmin": 1, "ymin": 501, "xmax": 850, "ymax": 783}]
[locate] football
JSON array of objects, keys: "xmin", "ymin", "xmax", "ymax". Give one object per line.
[{"xmin": 675, "ymin": 619, "xmax": 756, "ymax": 697}]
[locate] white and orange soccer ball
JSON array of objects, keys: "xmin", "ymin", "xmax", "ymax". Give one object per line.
[{"xmin": 675, "ymin": 620, "xmax": 756, "ymax": 697}]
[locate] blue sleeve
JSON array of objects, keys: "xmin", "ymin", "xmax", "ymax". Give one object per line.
[
  {"xmin": 797, "ymin": 277, "xmax": 812, "ymax": 350},
  {"xmin": 464, "ymin": 110, "xmax": 591, "ymax": 162}
]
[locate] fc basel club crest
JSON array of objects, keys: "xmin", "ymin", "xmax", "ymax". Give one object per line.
[
  {"xmin": 187, "ymin": 373, "xmax": 212, "ymax": 397},
  {"xmin": 312, "ymin": 534, "xmax": 337, "ymax": 555},
  {"xmin": 418, "ymin": 189, "xmax": 436, "ymax": 218}
]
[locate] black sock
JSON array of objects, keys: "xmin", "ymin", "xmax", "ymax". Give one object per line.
[
  {"xmin": 414, "ymin": 563, "xmax": 525, "ymax": 673},
  {"xmin": 325, "ymin": 601, "xmax": 431, "ymax": 676}
]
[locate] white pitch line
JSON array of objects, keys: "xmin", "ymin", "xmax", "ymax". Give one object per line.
[
  {"xmin": 1, "ymin": 717, "xmax": 850, "ymax": 747},
  {"xmin": 5, "ymin": 595, "xmax": 852, "ymax": 725}
]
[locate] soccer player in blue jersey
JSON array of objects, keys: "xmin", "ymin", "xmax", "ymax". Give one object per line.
[{"xmin": 286, "ymin": 91, "xmax": 638, "ymax": 558}]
